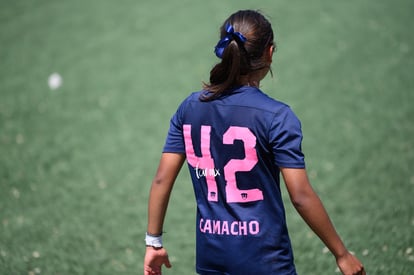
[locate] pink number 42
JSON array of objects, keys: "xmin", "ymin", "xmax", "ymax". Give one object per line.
[{"xmin": 183, "ymin": 124, "xmax": 264, "ymax": 203}]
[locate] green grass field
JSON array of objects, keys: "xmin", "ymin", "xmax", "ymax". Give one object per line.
[{"xmin": 1, "ymin": 0, "xmax": 413, "ymax": 274}]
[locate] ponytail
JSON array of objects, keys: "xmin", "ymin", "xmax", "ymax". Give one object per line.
[
  {"xmin": 202, "ymin": 41, "xmax": 242, "ymax": 101},
  {"xmin": 201, "ymin": 23, "xmax": 247, "ymax": 101},
  {"xmin": 201, "ymin": 10, "xmax": 274, "ymax": 102}
]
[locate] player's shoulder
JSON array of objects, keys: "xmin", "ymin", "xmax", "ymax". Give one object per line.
[
  {"xmin": 174, "ymin": 91, "xmax": 202, "ymax": 110},
  {"xmin": 179, "ymin": 87, "xmax": 292, "ymax": 115},
  {"xmin": 179, "ymin": 91, "xmax": 204, "ymax": 104},
  {"xmin": 237, "ymin": 86, "xmax": 292, "ymax": 114}
]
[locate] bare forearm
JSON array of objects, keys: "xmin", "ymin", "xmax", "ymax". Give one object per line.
[
  {"xmin": 146, "ymin": 153, "xmax": 185, "ymax": 235},
  {"xmin": 147, "ymin": 181, "xmax": 173, "ymax": 235},
  {"xmin": 292, "ymin": 192, "xmax": 347, "ymax": 258},
  {"xmin": 282, "ymin": 168, "xmax": 365, "ymax": 274},
  {"xmin": 282, "ymin": 168, "xmax": 347, "ymax": 257}
]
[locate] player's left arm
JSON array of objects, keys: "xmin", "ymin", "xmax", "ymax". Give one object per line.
[{"xmin": 281, "ymin": 168, "xmax": 365, "ymax": 275}]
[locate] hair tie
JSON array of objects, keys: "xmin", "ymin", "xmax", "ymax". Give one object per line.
[{"xmin": 214, "ymin": 23, "xmax": 247, "ymax": 59}]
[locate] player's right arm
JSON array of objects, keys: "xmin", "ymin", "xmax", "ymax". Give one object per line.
[
  {"xmin": 144, "ymin": 152, "xmax": 186, "ymax": 275},
  {"xmin": 281, "ymin": 168, "xmax": 365, "ymax": 275}
]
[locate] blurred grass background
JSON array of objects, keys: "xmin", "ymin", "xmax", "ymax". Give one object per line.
[{"xmin": 1, "ymin": 0, "xmax": 413, "ymax": 274}]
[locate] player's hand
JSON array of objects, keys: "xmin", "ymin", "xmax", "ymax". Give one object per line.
[
  {"xmin": 144, "ymin": 246, "xmax": 172, "ymax": 275},
  {"xmin": 336, "ymin": 251, "xmax": 365, "ymax": 275}
]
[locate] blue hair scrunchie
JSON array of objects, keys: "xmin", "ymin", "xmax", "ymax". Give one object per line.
[{"xmin": 214, "ymin": 23, "xmax": 247, "ymax": 59}]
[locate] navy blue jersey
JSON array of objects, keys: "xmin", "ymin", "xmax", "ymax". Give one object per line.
[{"xmin": 163, "ymin": 86, "xmax": 305, "ymax": 274}]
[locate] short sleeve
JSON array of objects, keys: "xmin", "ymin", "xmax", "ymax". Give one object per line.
[
  {"xmin": 270, "ymin": 107, "xmax": 305, "ymax": 168},
  {"xmin": 162, "ymin": 100, "xmax": 187, "ymax": 153}
]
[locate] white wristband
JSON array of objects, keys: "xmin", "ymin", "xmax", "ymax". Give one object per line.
[{"xmin": 145, "ymin": 233, "xmax": 163, "ymax": 248}]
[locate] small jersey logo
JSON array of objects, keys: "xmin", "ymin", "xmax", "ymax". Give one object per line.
[{"xmin": 195, "ymin": 162, "xmax": 221, "ymax": 179}]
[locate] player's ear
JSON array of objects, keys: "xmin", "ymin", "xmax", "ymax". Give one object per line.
[{"xmin": 267, "ymin": 44, "xmax": 275, "ymax": 62}]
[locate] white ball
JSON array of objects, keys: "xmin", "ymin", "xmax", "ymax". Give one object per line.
[{"xmin": 48, "ymin": 73, "xmax": 62, "ymax": 90}]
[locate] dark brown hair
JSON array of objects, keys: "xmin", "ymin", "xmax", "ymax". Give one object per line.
[{"xmin": 202, "ymin": 10, "xmax": 275, "ymax": 101}]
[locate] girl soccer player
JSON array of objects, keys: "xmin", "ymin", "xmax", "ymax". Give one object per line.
[{"xmin": 144, "ymin": 10, "xmax": 365, "ymax": 275}]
